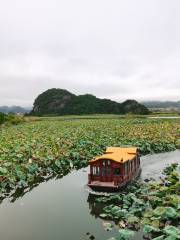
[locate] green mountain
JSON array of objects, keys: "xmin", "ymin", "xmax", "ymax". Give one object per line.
[
  {"xmin": 0, "ymin": 106, "xmax": 30, "ymax": 114},
  {"xmin": 142, "ymin": 101, "xmax": 180, "ymax": 109},
  {"xmin": 31, "ymin": 88, "xmax": 150, "ymax": 115}
]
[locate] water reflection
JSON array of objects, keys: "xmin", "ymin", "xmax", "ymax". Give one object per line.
[
  {"xmin": 87, "ymin": 194, "xmax": 105, "ymax": 218},
  {"xmin": 8, "ymin": 170, "xmax": 71, "ymax": 203}
]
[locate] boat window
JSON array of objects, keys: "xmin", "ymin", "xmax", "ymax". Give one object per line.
[
  {"xmin": 102, "ymin": 160, "xmax": 111, "ymax": 166},
  {"xmin": 93, "ymin": 166, "xmax": 100, "ymax": 175},
  {"xmin": 102, "ymin": 167, "xmax": 106, "ymax": 176},
  {"xmin": 106, "ymin": 167, "xmax": 111, "ymax": 175},
  {"xmin": 114, "ymin": 168, "xmax": 120, "ymax": 175},
  {"xmin": 102, "ymin": 167, "xmax": 111, "ymax": 176}
]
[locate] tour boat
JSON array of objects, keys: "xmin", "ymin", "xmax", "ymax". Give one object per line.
[{"xmin": 88, "ymin": 147, "xmax": 141, "ymax": 191}]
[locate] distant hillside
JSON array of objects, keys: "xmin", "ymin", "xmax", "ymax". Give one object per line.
[
  {"xmin": 142, "ymin": 101, "xmax": 180, "ymax": 109},
  {"xmin": 0, "ymin": 106, "xmax": 30, "ymax": 114},
  {"xmin": 31, "ymin": 88, "xmax": 149, "ymax": 115}
]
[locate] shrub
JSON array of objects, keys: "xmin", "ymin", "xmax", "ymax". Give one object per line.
[{"xmin": 0, "ymin": 112, "xmax": 6, "ymax": 124}]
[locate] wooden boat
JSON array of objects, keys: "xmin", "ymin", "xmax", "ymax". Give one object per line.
[{"xmin": 88, "ymin": 147, "xmax": 141, "ymax": 191}]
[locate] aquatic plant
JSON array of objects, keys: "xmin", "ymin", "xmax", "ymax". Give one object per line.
[
  {"xmin": 96, "ymin": 164, "xmax": 180, "ymax": 240},
  {"xmin": 0, "ymin": 118, "xmax": 179, "ymax": 199}
]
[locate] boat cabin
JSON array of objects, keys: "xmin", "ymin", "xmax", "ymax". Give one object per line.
[{"xmin": 88, "ymin": 147, "xmax": 141, "ymax": 191}]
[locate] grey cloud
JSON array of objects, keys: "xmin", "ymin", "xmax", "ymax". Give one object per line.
[{"xmin": 0, "ymin": 0, "xmax": 180, "ymax": 106}]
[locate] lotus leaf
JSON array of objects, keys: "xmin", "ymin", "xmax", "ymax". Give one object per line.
[
  {"xmin": 143, "ymin": 224, "xmax": 160, "ymax": 234},
  {"xmin": 118, "ymin": 229, "xmax": 135, "ymax": 240},
  {"xmin": 164, "ymin": 236, "xmax": 178, "ymax": 240},
  {"xmin": 99, "ymin": 214, "xmax": 108, "ymax": 218},
  {"xmin": 153, "ymin": 207, "xmax": 166, "ymax": 217},
  {"xmin": 163, "ymin": 226, "xmax": 179, "ymax": 236},
  {"xmin": 164, "ymin": 207, "xmax": 177, "ymax": 219},
  {"xmin": 151, "ymin": 219, "xmax": 160, "ymax": 228},
  {"xmin": 0, "ymin": 167, "xmax": 8, "ymax": 175},
  {"xmin": 126, "ymin": 215, "xmax": 139, "ymax": 224}
]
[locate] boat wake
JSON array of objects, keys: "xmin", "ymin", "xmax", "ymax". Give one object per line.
[{"xmin": 84, "ymin": 184, "xmax": 123, "ymax": 196}]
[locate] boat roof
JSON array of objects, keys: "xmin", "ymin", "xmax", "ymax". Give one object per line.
[{"xmin": 89, "ymin": 147, "xmax": 138, "ymax": 164}]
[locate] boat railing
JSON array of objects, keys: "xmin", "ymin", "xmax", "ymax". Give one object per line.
[{"xmin": 113, "ymin": 176, "xmax": 123, "ymax": 186}]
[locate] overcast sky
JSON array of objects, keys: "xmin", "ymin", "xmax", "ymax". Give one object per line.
[{"xmin": 0, "ymin": 0, "xmax": 180, "ymax": 107}]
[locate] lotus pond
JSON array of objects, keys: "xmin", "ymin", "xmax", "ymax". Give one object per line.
[
  {"xmin": 0, "ymin": 150, "xmax": 179, "ymax": 240},
  {"xmin": 0, "ymin": 118, "xmax": 179, "ymax": 198},
  {"xmin": 96, "ymin": 161, "xmax": 180, "ymax": 240},
  {"xmin": 0, "ymin": 118, "xmax": 179, "ymax": 240}
]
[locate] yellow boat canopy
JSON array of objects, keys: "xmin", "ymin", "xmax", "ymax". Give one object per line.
[{"xmin": 89, "ymin": 147, "xmax": 138, "ymax": 164}]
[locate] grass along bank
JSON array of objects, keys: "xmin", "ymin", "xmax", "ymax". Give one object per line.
[{"xmin": 0, "ymin": 118, "xmax": 179, "ymax": 199}]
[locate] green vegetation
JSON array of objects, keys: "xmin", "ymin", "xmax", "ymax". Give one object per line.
[
  {"xmin": 0, "ymin": 112, "xmax": 25, "ymax": 126},
  {"xmin": 0, "ymin": 112, "xmax": 6, "ymax": 124},
  {"xmin": 96, "ymin": 163, "xmax": 180, "ymax": 240},
  {"xmin": 30, "ymin": 88, "xmax": 150, "ymax": 115},
  {"xmin": 0, "ymin": 118, "xmax": 179, "ymax": 199}
]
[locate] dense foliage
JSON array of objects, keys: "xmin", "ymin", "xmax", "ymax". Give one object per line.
[
  {"xmin": 0, "ymin": 118, "xmax": 179, "ymax": 199},
  {"xmin": 96, "ymin": 163, "xmax": 180, "ymax": 240},
  {"xmin": 0, "ymin": 112, "xmax": 6, "ymax": 124},
  {"xmin": 30, "ymin": 88, "xmax": 150, "ymax": 115},
  {"xmin": 0, "ymin": 112, "xmax": 25, "ymax": 126}
]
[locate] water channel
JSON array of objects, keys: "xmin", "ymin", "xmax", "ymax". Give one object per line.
[{"xmin": 0, "ymin": 150, "xmax": 179, "ymax": 240}]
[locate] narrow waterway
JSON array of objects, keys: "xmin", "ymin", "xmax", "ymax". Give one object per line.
[
  {"xmin": 0, "ymin": 150, "xmax": 179, "ymax": 240},
  {"xmin": 141, "ymin": 150, "xmax": 180, "ymax": 180}
]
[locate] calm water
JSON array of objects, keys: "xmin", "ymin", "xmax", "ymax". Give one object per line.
[
  {"xmin": 148, "ymin": 116, "xmax": 180, "ymax": 119},
  {"xmin": 0, "ymin": 150, "xmax": 179, "ymax": 240}
]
